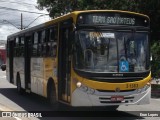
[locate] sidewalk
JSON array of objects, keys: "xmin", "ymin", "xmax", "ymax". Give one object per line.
[
  {"xmin": 151, "ymin": 78, "xmax": 160, "ymax": 84},
  {"xmin": 151, "ymin": 79, "xmax": 160, "ymax": 97}
]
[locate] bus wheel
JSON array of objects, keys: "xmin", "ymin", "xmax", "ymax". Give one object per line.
[
  {"xmin": 16, "ymin": 74, "xmax": 23, "ymax": 95},
  {"xmin": 48, "ymin": 83, "xmax": 59, "ymax": 109}
]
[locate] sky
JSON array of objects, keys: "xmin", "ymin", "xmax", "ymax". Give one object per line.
[{"xmin": 0, "ymin": 0, "xmax": 50, "ymax": 40}]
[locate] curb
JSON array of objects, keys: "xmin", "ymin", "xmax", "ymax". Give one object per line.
[
  {"xmin": 0, "ymin": 103, "xmax": 13, "ymax": 111},
  {"xmin": 0, "ymin": 103, "xmax": 38, "ymax": 120}
]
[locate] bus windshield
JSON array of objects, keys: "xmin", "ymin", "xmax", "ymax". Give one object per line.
[{"xmin": 74, "ymin": 29, "xmax": 150, "ymax": 73}]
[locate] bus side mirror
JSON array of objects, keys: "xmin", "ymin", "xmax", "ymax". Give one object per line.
[{"xmin": 1, "ymin": 64, "xmax": 6, "ymax": 71}]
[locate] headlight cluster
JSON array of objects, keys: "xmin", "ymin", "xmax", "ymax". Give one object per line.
[
  {"xmin": 136, "ymin": 82, "xmax": 151, "ymax": 93},
  {"xmin": 76, "ymin": 82, "xmax": 95, "ymax": 94}
]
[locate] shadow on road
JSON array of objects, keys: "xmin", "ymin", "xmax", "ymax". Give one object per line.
[
  {"xmin": 0, "ymin": 88, "xmax": 52, "ymax": 111},
  {"xmin": 0, "ymin": 88, "xmax": 145, "ymax": 119}
]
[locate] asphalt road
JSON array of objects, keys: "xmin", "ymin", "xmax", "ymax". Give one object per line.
[{"xmin": 0, "ymin": 70, "xmax": 160, "ymax": 120}]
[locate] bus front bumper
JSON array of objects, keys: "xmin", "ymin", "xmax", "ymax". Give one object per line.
[{"xmin": 71, "ymin": 86, "xmax": 151, "ymax": 106}]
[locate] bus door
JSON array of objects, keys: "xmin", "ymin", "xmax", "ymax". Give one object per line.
[
  {"xmin": 8, "ymin": 40, "xmax": 14, "ymax": 83},
  {"xmin": 58, "ymin": 19, "xmax": 73, "ymax": 102},
  {"xmin": 24, "ymin": 35, "xmax": 32, "ymax": 90}
]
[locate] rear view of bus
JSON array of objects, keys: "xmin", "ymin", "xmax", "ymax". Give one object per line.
[{"xmin": 71, "ymin": 10, "xmax": 151, "ymax": 107}]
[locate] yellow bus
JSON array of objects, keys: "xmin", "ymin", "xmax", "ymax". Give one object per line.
[{"xmin": 6, "ymin": 10, "xmax": 151, "ymax": 109}]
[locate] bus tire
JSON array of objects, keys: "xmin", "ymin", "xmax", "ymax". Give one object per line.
[
  {"xmin": 16, "ymin": 74, "xmax": 23, "ymax": 95},
  {"xmin": 1, "ymin": 68, "xmax": 5, "ymax": 71},
  {"xmin": 47, "ymin": 81, "xmax": 59, "ymax": 109}
]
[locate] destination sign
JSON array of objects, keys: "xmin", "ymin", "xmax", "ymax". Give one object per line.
[
  {"xmin": 77, "ymin": 12, "xmax": 149, "ymax": 27},
  {"xmin": 92, "ymin": 16, "xmax": 135, "ymax": 25}
]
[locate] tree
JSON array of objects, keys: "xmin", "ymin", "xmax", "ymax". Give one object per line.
[
  {"xmin": 151, "ymin": 42, "xmax": 160, "ymax": 78},
  {"xmin": 37, "ymin": 0, "xmax": 140, "ymax": 18}
]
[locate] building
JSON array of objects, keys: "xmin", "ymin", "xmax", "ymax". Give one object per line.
[{"xmin": 0, "ymin": 40, "xmax": 6, "ymax": 65}]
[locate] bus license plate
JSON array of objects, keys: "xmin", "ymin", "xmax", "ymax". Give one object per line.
[
  {"xmin": 126, "ymin": 83, "xmax": 138, "ymax": 89},
  {"xmin": 111, "ymin": 96, "xmax": 124, "ymax": 101}
]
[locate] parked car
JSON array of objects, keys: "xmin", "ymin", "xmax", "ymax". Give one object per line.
[{"xmin": 1, "ymin": 64, "xmax": 6, "ymax": 71}]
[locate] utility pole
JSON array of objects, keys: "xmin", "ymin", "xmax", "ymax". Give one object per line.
[{"xmin": 21, "ymin": 13, "xmax": 23, "ymax": 30}]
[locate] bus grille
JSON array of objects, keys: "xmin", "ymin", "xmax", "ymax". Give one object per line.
[
  {"xmin": 97, "ymin": 89, "xmax": 135, "ymax": 92},
  {"xmin": 99, "ymin": 96, "xmax": 134, "ymax": 104},
  {"xmin": 90, "ymin": 77, "xmax": 143, "ymax": 83}
]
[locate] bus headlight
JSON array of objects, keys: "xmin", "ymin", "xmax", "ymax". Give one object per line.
[
  {"xmin": 76, "ymin": 82, "xmax": 95, "ymax": 94},
  {"xmin": 87, "ymin": 88, "xmax": 95, "ymax": 94},
  {"xmin": 143, "ymin": 83, "xmax": 151, "ymax": 91},
  {"xmin": 137, "ymin": 82, "xmax": 151, "ymax": 93},
  {"xmin": 81, "ymin": 85, "xmax": 88, "ymax": 92},
  {"xmin": 76, "ymin": 82, "xmax": 88, "ymax": 92},
  {"xmin": 76, "ymin": 82, "xmax": 82, "ymax": 88},
  {"xmin": 137, "ymin": 88, "xmax": 142, "ymax": 93}
]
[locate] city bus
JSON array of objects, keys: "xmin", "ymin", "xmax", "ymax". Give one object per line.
[{"xmin": 6, "ymin": 10, "xmax": 151, "ymax": 109}]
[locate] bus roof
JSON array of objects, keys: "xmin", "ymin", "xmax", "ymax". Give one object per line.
[{"xmin": 7, "ymin": 10, "xmax": 149, "ymax": 39}]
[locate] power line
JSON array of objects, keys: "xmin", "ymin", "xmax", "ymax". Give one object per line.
[
  {"xmin": 2, "ymin": 20, "xmax": 21, "ymax": 29},
  {"xmin": 24, "ymin": 14, "xmax": 49, "ymax": 28},
  {"xmin": 0, "ymin": 15, "xmax": 49, "ymax": 26},
  {"xmin": 0, "ymin": 0, "xmax": 36, "ymax": 7},
  {"xmin": 0, "ymin": 6, "xmax": 49, "ymax": 15}
]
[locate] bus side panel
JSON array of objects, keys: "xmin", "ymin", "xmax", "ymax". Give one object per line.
[
  {"xmin": 43, "ymin": 58, "xmax": 56, "ymax": 98},
  {"xmin": 30, "ymin": 58, "xmax": 44, "ymax": 96},
  {"xmin": 6, "ymin": 58, "xmax": 10, "ymax": 82},
  {"xmin": 13, "ymin": 57, "xmax": 25, "ymax": 88}
]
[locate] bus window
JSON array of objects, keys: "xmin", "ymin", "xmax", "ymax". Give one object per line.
[
  {"xmin": 15, "ymin": 37, "xmax": 20, "ymax": 57},
  {"xmin": 49, "ymin": 26, "xmax": 58, "ymax": 42},
  {"xmin": 19, "ymin": 37, "xmax": 24, "ymax": 57},
  {"xmin": 50, "ymin": 42, "xmax": 57, "ymax": 57},
  {"xmin": 20, "ymin": 37, "xmax": 24, "ymax": 45},
  {"xmin": 13, "ymin": 38, "xmax": 18, "ymax": 57},
  {"xmin": 16, "ymin": 37, "xmax": 19, "ymax": 47},
  {"xmin": 46, "ymin": 43, "xmax": 50, "ymax": 57},
  {"xmin": 37, "ymin": 44, "xmax": 42, "ymax": 57},
  {"xmin": 34, "ymin": 32, "xmax": 38, "ymax": 44},
  {"xmin": 38, "ymin": 31, "xmax": 42, "ymax": 43},
  {"xmin": 49, "ymin": 26, "xmax": 58, "ymax": 57},
  {"xmin": 45, "ymin": 29, "xmax": 50, "ymax": 42},
  {"xmin": 32, "ymin": 44, "xmax": 38, "ymax": 57},
  {"xmin": 50, "ymin": 28, "xmax": 54, "ymax": 41},
  {"xmin": 42, "ymin": 44, "xmax": 46, "ymax": 56},
  {"xmin": 42, "ymin": 30, "xmax": 46, "ymax": 43}
]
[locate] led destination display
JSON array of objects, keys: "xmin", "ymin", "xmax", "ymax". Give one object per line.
[
  {"xmin": 92, "ymin": 16, "xmax": 135, "ymax": 25},
  {"xmin": 77, "ymin": 12, "xmax": 149, "ymax": 27}
]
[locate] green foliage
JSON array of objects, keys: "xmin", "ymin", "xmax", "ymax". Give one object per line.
[
  {"xmin": 151, "ymin": 42, "xmax": 160, "ymax": 78},
  {"xmin": 37, "ymin": 0, "xmax": 141, "ymax": 17}
]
